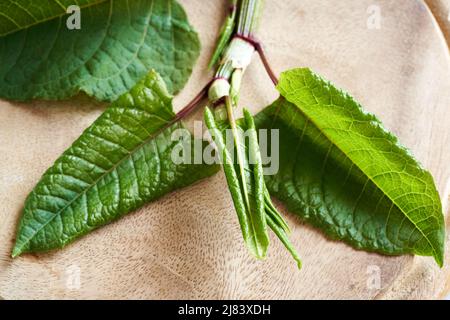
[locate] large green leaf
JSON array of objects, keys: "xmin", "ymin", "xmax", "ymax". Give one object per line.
[
  {"xmin": 0, "ymin": 0, "xmax": 107, "ymax": 37},
  {"xmin": 0, "ymin": 0, "xmax": 200, "ymax": 101},
  {"xmin": 12, "ymin": 70, "xmax": 219, "ymax": 257},
  {"xmin": 255, "ymin": 68, "xmax": 445, "ymax": 266}
]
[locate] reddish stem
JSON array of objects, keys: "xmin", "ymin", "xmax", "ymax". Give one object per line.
[
  {"xmin": 234, "ymin": 34, "xmax": 279, "ymax": 86},
  {"xmin": 254, "ymin": 42, "xmax": 279, "ymax": 86},
  {"xmin": 174, "ymin": 80, "xmax": 213, "ymax": 121}
]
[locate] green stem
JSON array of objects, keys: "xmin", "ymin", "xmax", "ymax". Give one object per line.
[
  {"xmin": 237, "ymin": 0, "xmax": 264, "ymax": 37},
  {"xmin": 203, "ymin": 0, "xmax": 301, "ymax": 268},
  {"xmin": 225, "ymin": 96, "xmax": 251, "ymax": 212},
  {"xmin": 209, "ymin": 0, "xmax": 264, "ymax": 104}
]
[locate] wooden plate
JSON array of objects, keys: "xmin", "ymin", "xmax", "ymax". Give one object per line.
[{"xmin": 1, "ymin": 0, "xmax": 449, "ymax": 299}]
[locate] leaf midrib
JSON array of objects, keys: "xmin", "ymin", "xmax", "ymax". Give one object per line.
[
  {"xmin": 4, "ymin": 0, "xmax": 115, "ymax": 90},
  {"xmin": 0, "ymin": 0, "xmax": 109, "ymax": 37},
  {"xmin": 277, "ymin": 94, "xmax": 440, "ymax": 263},
  {"xmin": 3, "ymin": 0, "xmax": 174, "ymax": 97},
  {"xmin": 13, "ymin": 109, "xmax": 177, "ymax": 257}
]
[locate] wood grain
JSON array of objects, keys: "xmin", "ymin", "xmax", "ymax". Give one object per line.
[
  {"xmin": 0, "ymin": 0, "xmax": 449, "ymax": 299},
  {"xmin": 426, "ymin": 0, "xmax": 450, "ymax": 47}
]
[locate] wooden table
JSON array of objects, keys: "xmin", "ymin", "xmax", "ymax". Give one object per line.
[{"xmin": 0, "ymin": 0, "xmax": 449, "ymax": 299}]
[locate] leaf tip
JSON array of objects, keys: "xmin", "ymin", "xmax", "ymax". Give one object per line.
[
  {"xmin": 248, "ymin": 241, "xmax": 269, "ymax": 261},
  {"xmin": 433, "ymin": 252, "xmax": 444, "ymax": 268},
  {"xmin": 256, "ymin": 246, "xmax": 269, "ymax": 260},
  {"xmin": 431, "ymin": 230, "xmax": 445, "ymax": 268},
  {"xmin": 11, "ymin": 246, "xmax": 22, "ymax": 259},
  {"xmin": 242, "ymin": 108, "xmax": 252, "ymax": 119}
]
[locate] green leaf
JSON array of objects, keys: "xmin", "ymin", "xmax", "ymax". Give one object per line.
[
  {"xmin": 0, "ymin": 0, "xmax": 200, "ymax": 101},
  {"xmin": 244, "ymin": 108, "xmax": 302, "ymax": 268},
  {"xmin": 12, "ymin": 70, "xmax": 219, "ymax": 257},
  {"xmin": 208, "ymin": 0, "xmax": 237, "ymax": 69},
  {"xmin": 204, "ymin": 107, "xmax": 270, "ymax": 259},
  {"xmin": 0, "ymin": 0, "xmax": 107, "ymax": 37},
  {"xmin": 205, "ymin": 107, "xmax": 301, "ymax": 267},
  {"xmin": 265, "ymin": 208, "xmax": 302, "ymax": 269},
  {"xmin": 255, "ymin": 68, "xmax": 445, "ymax": 266}
]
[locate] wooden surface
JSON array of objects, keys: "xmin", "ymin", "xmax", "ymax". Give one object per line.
[
  {"xmin": 426, "ymin": 0, "xmax": 450, "ymax": 47},
  {"xmin": 0, "ymin": 0, "xmax": 449, "ymax": 299}
]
